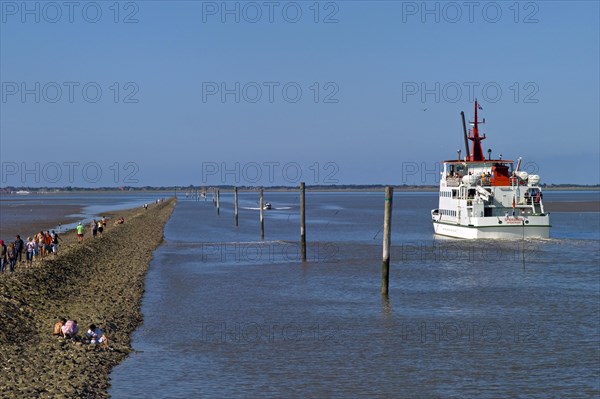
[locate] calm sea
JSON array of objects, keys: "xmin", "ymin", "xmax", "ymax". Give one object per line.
[{"xmin": 109, "ymin": 191, "xmax": 599, "ymax": 398}]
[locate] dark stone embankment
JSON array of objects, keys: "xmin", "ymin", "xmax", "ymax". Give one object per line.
[{"xmin": 0, "ymin": 199, "xmax": 175, "ymax": 398}]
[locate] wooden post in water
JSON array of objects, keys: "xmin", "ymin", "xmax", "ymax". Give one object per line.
[
  {"xmin": 300, "ymin": 182, "xmax": 306, "ymax": 262},
  {"xmin": 382, "ymin": 186, "xmax": 393, "ymax": 295},
  {"xmin": 219, "ymin": 189, "xmax": 222, "ymax": 213},
  {"xmin": 259, "ymin": 188, "xmax": 265, "ymax": 240},
  {"xmin": 234, "ymin": 187, "xmax": 239, "ymax": 226}
]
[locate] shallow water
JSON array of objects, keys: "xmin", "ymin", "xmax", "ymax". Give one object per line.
[{"xmin": 109, "ymin": 191, "xmax": 599, "ymax": 398}]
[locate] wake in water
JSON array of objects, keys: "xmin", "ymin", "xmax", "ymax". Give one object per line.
[{"xmin": 241, "ymin": 206, "xmax": 293, "ymax": 211}]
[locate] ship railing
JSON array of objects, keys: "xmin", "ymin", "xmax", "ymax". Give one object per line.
[{"xmin": 522, "ymin": 194, "xmax": 544, "ymax": 205}]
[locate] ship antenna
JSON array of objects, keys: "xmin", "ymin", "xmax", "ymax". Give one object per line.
[
  {"xmin": 468, "ymin": 99, "xmax": 486, "ymax": 161},
  {"xmin": 460, "ymin": 111, "xmax": 470, "ymax": 159}
]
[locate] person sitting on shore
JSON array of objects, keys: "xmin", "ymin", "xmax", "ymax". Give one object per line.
[
  {"xmin": 87, "ymin": 324, "xmax": 110, "ymax": 350},
  {"xmin": 86, "ymin": 324, "xmax": 108, "ymax": 346},
  {"xmin": 53, "ymin": 318, "xmax": 67, "ymax": 336},
  {"xmin": 61, "ymin": 319, "xmax": 78, "ymax": 338},
  {"xmin": 114, "ymin": 216, "xmax": 125, "ymax": 225}
]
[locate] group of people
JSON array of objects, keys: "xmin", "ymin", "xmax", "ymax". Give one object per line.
[
  {"xmin": 53, "ymin": 318, "xmax": 109, "ymax": 348},
  {"xmin": 74, "ymin": 216, "xmax": 114, "ymax": 243},
  {"xmin": 1, "ymin": 214, "xmax": 126, "ymax": 274},
  {"xmin": 0, "ymin": 236, "xmax": 23, "ymax": 273},
  {"xmin": 0, "ymin": 230, "xmax": 63, "ymax": 273}
]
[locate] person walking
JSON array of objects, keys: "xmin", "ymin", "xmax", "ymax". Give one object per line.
[
  {"xmin": 7, "ymin": 242, "xmax": 17, "ymax": 272},
  {"xmin": 51, "ymin": 230, "xmax": 62, "ymax": 254},
  {"xmin": 0, "ymin": 240, "xmax": 7, "ymax": 273},
  {"xmin": 91, "ymin": 220, "xmax": 98, "ymax": 239},
  {"xmin": 14, "ymin": 235, "xmax": 24, "ymax": 264},
  {"xmin": 36, "ymin": 231, "xmax": 45, "ymax": 258},
  {"xmin": 44, "ymin": 231, "xmax": 53, "ymax": 256},
  {"xmin": 97, "ymin": 220, "xmax": 104, "ymax": 238},
  {"xmin": 76, "ymin": 222, "xmax": 84, "ymax": 243},
  {"xmin": 25, "ymin": 237, "xmax": 35, "ymax": 268}
]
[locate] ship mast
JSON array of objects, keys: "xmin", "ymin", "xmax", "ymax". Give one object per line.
[{"xmin": 468, "ymin": 100, "xmax": 486, "ymax": 161}]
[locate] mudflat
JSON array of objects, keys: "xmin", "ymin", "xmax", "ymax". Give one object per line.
[
  {"xmin": 0, "ymin": 203, "xmax": 82, "ymax": 240},
  {"xmin": 0, "ymin": 199, "xmax": 175, "ymax": 398},
  {"xmin": 544, "ymin": 201, "xmax": 600, "ymax": 212}
]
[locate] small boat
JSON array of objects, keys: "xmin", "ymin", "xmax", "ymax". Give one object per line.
[
  {"xmin": 15, "ymin": 190, "xmax": 30, "ymax": 195},
  {"xmin": 431, "ymin": 100, "xmax": 551, "ymax": 239},
  {"xmin": 263, "ymin": 202, "xmax": 272, "ymax": 210}
]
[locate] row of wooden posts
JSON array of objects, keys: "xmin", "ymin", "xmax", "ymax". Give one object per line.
[{"xmin": 195, "ymin": 183, "xmax": 393, "ymax": 295}]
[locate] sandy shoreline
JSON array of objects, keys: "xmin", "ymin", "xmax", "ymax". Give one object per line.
[{"xmin": 0, "ymin": 198, "xmax": 175, "ymax": 398}]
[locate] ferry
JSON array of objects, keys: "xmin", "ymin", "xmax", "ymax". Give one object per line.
[{"xmin": 431, "ymin": 101, "xmax": 551, "ymax": 239}]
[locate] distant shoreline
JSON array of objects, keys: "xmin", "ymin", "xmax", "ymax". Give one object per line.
[{"xmin": 1, "ymin": 185, "xmax": 599, "ymax": 195}]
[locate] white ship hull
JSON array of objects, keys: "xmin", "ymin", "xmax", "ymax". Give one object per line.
[{"xmin": 433, "ymin": 218, "xmax": 550, "ymax": 239}]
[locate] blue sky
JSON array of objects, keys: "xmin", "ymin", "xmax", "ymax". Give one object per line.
[{"xmin": 1, "ymin": 0, "xmax": 598, "ymax": 186}]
